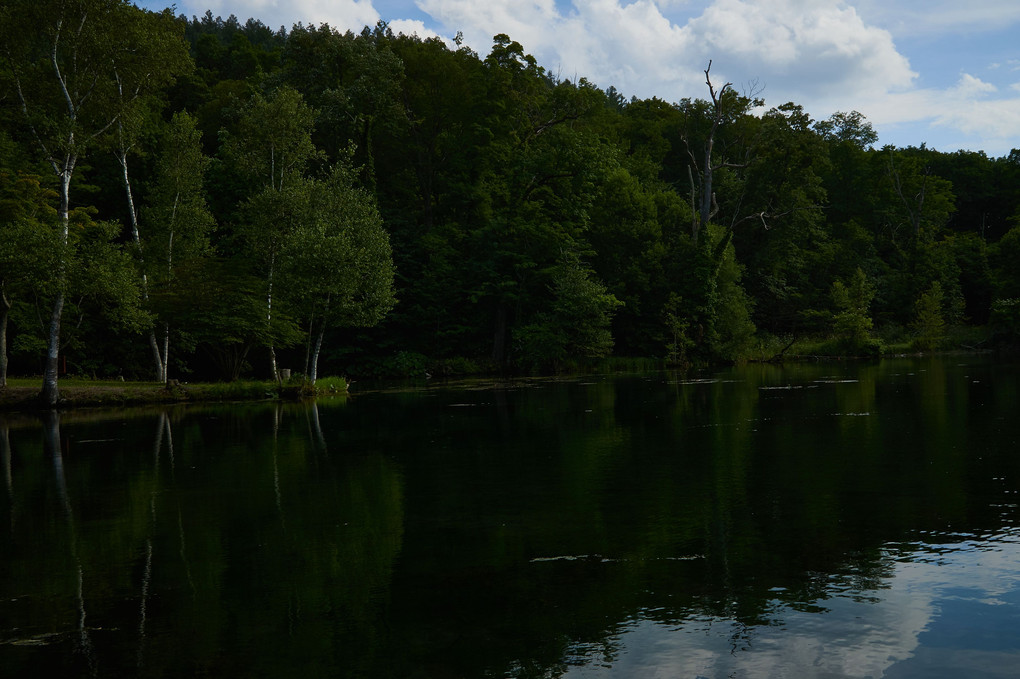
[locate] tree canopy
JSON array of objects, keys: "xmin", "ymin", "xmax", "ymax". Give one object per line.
[{"xmin": 3, "ymin": 11, "xmax": 1020, "ymax": 388}]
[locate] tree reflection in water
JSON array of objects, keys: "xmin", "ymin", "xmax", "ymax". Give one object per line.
[{"xmin": 1, "ymin": 356, "xmax": 1019, "ymax": 677}]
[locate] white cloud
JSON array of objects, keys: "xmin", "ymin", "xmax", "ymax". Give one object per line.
[
  {"xmin": 551, "ymin": 0, "xmax": 697, "ymax": 93},
  {"xmin": 415, "ymin": 0, "xmax": 562, "ymax": 52},
  {"xmin": 682, "ymin": 0, "xmax": 915, "ymax": 99},
  {"xmin": 179, "ymin": 0, "xmax": 381, "ymax": 31},
  {"xmin": 952, "ymin": 73, "xmax": 997, "ymax": 97},
  {"xmin": 418, "ymin": 0, "xmax": 916, "ymax": 105},
  {"xmin": 931, "ymin": 94, "xmax": 1020, "ymax": 149},
  {"xmin": 855, "ymin": 72, "xmax": 1020, "ymax": 152},
  {"xmin": 387, "ymin": 18, "xmax": 443, "ymax": 39}
]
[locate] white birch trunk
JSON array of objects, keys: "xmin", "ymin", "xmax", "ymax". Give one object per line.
[
  {"xmin": 309, "ymin": 294, "xmax": 330, "ymax": 385},
  {"xmin": 267, "ymin": 255, "xmax": 279, "ymax": 382},
  {"xmin": 118, "ymin": 144, "xmax": 166, "ymax": 382},
  {"xmin": 41, "ymin": 166, "xmax": 73, "ymax": 406}
]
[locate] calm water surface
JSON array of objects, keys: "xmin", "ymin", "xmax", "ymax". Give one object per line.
[{"xmin": 2, "ymin": 356, "xmax": 1019, "ymax": 677}]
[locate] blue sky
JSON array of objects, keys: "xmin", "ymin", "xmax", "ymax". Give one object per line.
[{"xmin": 137, "ymin": 0, "xmax": 1020, "ymax": 157}]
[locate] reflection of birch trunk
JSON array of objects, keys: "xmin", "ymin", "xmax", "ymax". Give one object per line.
[
  {"xmin": 138, "ymin": 411, "xmax": 165, "ymax": 669},
  {"xmin": 158, "ymin": 412, "xmax": 194, "ymax": 594},
  {"xmin": 309, "ymin": 402, "xmax": 327, "ymax": 451},
  {"xmin": 136, "ymin": 541, "xmax": 153, "ymax": 669},
  {"xmin": 162, "ymin": 411, "xmax": 176, "ymax": 480},
  {"xmin": 272, "ymin": 404, "xmax": 285, "ymax": 526},
  {"xmin": 42, "ymin": 411, "xmax": 94, "ymax": 668},
  {"xmin": 2, "ymin": 422, "xmax": 13, "ymax": 531}
]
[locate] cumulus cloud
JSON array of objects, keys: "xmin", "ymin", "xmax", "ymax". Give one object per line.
[
  {"xmin": 839, "ymin": 72, "xmax": 1020, "ymax": 154},
  {"xmin": 387, "ymin": 18, "xmax": 443, "ymax": 39},
  {"xmin": 419, "ymin": 0, "xmax": 915, "ymax": 104},
  {"xmin": 952, "ymin": 73, "xmax": 997, "ymax": 97},
  {"xmin": 929, "ymin": 76, "xmax": 1020, "ymax": 150},
  {"xmin": 178, "ymin": 0, "xmax": 380, "ymax": 31},
  {"xmin": 683, "ymin": 0, "xmax": 915, "ymax": 97}
]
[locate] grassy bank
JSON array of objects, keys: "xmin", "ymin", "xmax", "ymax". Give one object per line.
[{"xmin": 0, "ymin": 376, "xmax": 347, "ymax": 412}]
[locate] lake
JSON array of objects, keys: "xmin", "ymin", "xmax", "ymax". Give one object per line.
[{"xmin": 2, "ymin": 356, "xmax": 1020, "ymax": 678}]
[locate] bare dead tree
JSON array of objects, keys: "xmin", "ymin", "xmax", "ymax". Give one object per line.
[
  {"xmin": 682, "ymin": 61, "xmax": 758, "ymax": 246},
  {"xmin": 688, "ymin": 66, "xmax": 829, "ymax": 266}
]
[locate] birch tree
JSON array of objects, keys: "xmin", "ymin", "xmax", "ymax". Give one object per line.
[
  {"xmin": 0, "ymin": 0, "xmax": 189, "ymax": 404},
  {"xmin": 143, "ymin": 112, "xmax": 215, "ymax": 382},
  {"xmin": 224, "ymin": 87, "xmax": 320, "ymax": 381},
  {"xmin": 280, "ymin": 159, "xmax": 395, "ymax": 384},
  {"xmin": 109, "ymin": 9, "xmax": 191, "ymax": 382}
]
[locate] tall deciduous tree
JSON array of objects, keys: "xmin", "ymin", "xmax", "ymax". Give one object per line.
[
  {"xmin": 735, "ymin": 102, "xmax": 831, "ymax": 335},
  {"xmin": 671, "ymin": 64, "xmax": 762, "ymax": 360},
  {"xmin": 143, "ymin": 112, "xmax": 216, "ymax": 381},
  {"xmin": 474, "ymin": 35, "xmax": 607, "ymax": 365},
  {"xmin": 280, "ymin": 158, "xmax": 396, "ymax": 384},
  {"xmin": 224, "ymin": 86, "xmax": 320, "ymax": 380},
  {"xmin": 0, "ymin": 0, "xmax": 189, "ymax": 403},
  {"xmin": 110, "ymin": 9, "xmax": 192, "ymax": 382},
  {"xmin": 281, "ymin": 22, "xmax": 405, "ymax": 179},
  {"xmin": 513, "ymin": 251, "xmax": 623, "ymax": 371},
  {"xmin": 680, "ymin": 61, "xmax": 761, "ymax": 248}
]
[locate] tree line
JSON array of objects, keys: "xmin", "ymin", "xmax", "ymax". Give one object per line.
[{"xmin": 3, "ymin": 2, "xmax": 1020, "ymax": 399}]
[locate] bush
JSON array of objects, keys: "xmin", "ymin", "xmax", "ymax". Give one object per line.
[
  {"xmin": 990, "ymin": 298, "xmax": 1020, "ymax": 336},
  {"xmin": 429, "ymin": 356, "xmax": 486, "ymax": 377},
  {"xmin": 311, "ymin": 375, "xmax": 347, "ymax": 394},
  {"xmin": 910, "ymin": 281, "xmax": 946, "ymax": 351}
]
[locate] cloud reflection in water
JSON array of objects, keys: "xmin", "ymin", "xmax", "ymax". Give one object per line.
[{"xmin": 564, "ymin": 530, "xmax": 1020, "ymax": 678}]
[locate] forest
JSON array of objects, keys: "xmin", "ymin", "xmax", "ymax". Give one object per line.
[{"xmin": 3, "ymin": 0, "xmax": 1020, "ymax": 399}]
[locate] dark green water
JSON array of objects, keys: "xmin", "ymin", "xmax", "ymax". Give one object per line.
[{"xmin": 2, "ymin": 356, "xmax": 1020, "ymax": 678}]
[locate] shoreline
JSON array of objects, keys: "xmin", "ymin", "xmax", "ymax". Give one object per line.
[{"xmin": 0, "ymin": 379, "xmax": 346, "ymax": 413}]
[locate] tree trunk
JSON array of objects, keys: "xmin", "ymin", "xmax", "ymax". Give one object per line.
[
  {"xmin": 308, "ymin": 294, "xmax": 330, "ymax": 385},
  {"xmin": 161, "ymin": 323, "xmax": 170, "ymax": 383},
  {"xmin": 302, "ymin": 312, "xmax": 316, "ymax": 378},
  {"xmin": 269, "ymin": 345, "xmax": 279, "ymax": 383},
  {"xmin": 699, "ymin": 127, "xmax": 715, "ymax": 244},
  {"xmin": 310, "ymin": 323, "xmax": 325, "ymax": 386},
  {"xmin": 148, "ymin": 333, "xmax": 165, "ymax": 382},
  {"xmin": 687, "ymin": 62, "xmax": 730, "ymax": 247},
  {"xmin": 41, "ymin": 165, "xmax": 73, "ymax": 407},
  {"xmin": 41, "ymin": 290, "xmax": 64, "ymax": 406},
  {"xmin": 118, "ymin": 145, "xmax": 166, "ymax": 382},
  {"xmin": 0, "ymin": 289, "xmax": 9, "ymax": 389},
  {"xmin": 266, "ymin": 259, "xmax": 279, "ymax": 383}
]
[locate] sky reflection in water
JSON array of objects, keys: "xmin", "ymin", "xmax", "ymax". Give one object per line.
[{"xmin": 565, "ymin": 530, "xmax": 1020, "ymax": 679}]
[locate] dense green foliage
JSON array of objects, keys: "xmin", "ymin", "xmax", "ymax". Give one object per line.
[{"xmin": 3, "ymin": 8, "xmax": 1020, "ymax": 386}]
